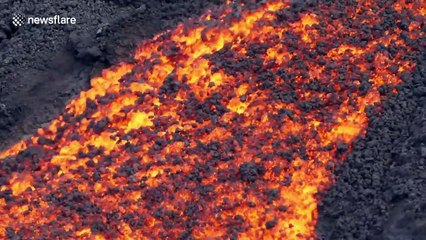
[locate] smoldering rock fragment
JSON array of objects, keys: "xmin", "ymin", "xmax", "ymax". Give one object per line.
[
  {"xmin": 239, "ymin": 162, "xmax": 266, "ymax": 182},
  {"xmin": 265, "ymin": 219, "xmax": 278, "ymax": 229}
]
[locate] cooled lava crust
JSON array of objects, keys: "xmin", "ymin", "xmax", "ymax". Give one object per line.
[{"xmin": 0, "ymin": 0, "xmax": 425, "ymax": 239}]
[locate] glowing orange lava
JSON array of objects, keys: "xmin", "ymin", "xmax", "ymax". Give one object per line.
[{"xmin": 0, "ymin": 0, "xmax": 424, "ymax": 239}]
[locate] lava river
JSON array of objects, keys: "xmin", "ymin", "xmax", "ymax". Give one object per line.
[{"xmin": 0, "ymin": 0, "xmax": 425, "ymax": 239}]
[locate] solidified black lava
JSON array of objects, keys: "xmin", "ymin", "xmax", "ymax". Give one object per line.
[{"xmin": 316, "ymin": 51, "xmax": 426, "ymax": 240}]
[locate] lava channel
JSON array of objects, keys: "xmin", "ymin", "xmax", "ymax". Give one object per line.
[{"xmin": 0, "ymin": 0, "xmax": 425, "ymax": 239}]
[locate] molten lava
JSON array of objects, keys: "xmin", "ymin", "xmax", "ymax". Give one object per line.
[{"xmin": 0, "ymin": 0, "xmax": 424, "ymax": 239}]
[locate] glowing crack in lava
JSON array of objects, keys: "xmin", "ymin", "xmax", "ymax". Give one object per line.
[{"xmin": 0, "ymin": 0, "xmax": 424, "ymax": 239}]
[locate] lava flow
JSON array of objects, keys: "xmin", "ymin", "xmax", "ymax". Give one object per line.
[{"xmin": 0, "ymin": 0, "xmax": 425, "ymax": 239}]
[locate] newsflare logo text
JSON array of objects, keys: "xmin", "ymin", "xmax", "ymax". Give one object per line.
[{"xmin": 12, "ymin": 13, "xmax": 77, "ymax": 27}]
